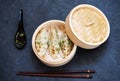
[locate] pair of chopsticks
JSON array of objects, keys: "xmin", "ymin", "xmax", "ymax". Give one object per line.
[{"xmin": 16, "ymin": 70, "xmax": 95, "ymax": 78}]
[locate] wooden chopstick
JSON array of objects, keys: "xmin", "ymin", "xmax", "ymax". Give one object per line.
[
  {"xmin": 17, "ymin": 70, "xmax": 95, "ymax": 74},
  {"xmin": 16, "ymin": 72, "xmax": 92, "ymax": 78},
  {"xmin": 16, "ymin": 70, "xmax": 95, "ymax": 78}
]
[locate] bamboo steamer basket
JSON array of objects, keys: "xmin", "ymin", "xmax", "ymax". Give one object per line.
[{"xmin": 32, "ymin": 20, "xmax": 77, "ymax": 67}]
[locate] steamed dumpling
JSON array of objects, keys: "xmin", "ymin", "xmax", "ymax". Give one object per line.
[
  {"xmin": 48, "ymin": 26, "xmax": 60, "ymax": 59},
  {"xmin": 35, "ymin": 28, "xmax": 49, "ymax": 57},
  {"xmin": 60, "ymin": 33, "xmax": 73, "ymax": 58}
]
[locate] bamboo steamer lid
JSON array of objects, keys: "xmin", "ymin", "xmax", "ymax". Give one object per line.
[{"xmin": 65, "ymin": 4, "xmax": 110, "ymax": 49}]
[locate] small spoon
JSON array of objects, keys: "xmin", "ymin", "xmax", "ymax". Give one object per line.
[{"xmin": 15, "ymin": 9, "xmax": 26, "ymax": 49}]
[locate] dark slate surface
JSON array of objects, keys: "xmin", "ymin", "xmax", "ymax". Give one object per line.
[{"xmin": 0, "ymin": 0, "xmax": 120, "ymax": 81}]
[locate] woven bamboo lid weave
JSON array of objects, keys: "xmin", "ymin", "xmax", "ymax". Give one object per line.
[{"xmin": 71, "ymin": 5, "xmax": 108, "ymax": 44}]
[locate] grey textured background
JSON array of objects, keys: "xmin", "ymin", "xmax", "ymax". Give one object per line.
[{"xmin": 0, "ymin": 0, "xmax": 120, "ymax": 81}]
